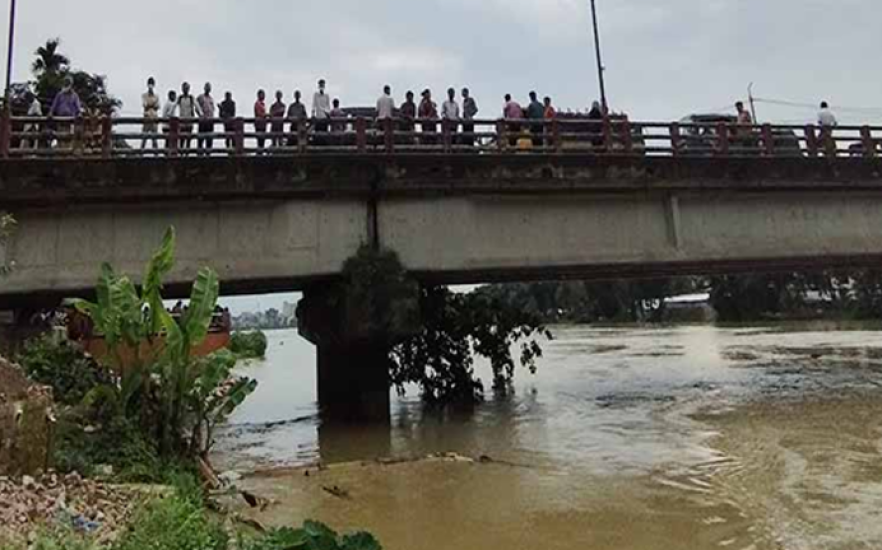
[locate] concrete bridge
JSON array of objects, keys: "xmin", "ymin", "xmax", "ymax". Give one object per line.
[
  {"xmin": 3, "ymin": 118, "xmax": 882, "ymax": 420},
  {"xmin": 3, "ymin": 153, "xmax": 882, "ymax": 303}
]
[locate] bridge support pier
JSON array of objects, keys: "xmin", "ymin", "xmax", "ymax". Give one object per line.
[{"xmin": 297, "ymin": 266, "xmax": 420, "ymax": 423}]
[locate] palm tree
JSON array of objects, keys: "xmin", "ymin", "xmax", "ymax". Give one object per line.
[{"xmin": 32, "ymin": 38, "xmax": 69, "ymax": 76}]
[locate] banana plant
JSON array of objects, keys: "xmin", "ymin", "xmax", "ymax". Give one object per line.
[
  {"xmin": 66, "ymin": 227, "xmax": 177, "ymax": 417},
  {"xmin": 154, "ymin": 264, "xmax": 223, "ymax": 456}
]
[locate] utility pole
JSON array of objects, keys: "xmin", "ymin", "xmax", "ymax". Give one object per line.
[
  {"xmin": 589, "ymin": 0, "xmax": 608, "ymax": 114},
  {"xmin": 4, "ymin": 0, "xmax": 17, "ymax": 109}
]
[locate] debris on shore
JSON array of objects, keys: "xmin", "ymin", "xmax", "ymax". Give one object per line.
[{"xmin": 0, "ymin": 471, "xmax": 159, "ymax": 546}]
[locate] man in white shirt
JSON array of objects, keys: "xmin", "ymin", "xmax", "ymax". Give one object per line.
[
  {"xmin": 22, "ymin": 91, "xmax": 42, "ymax": 150},
  {"xmin": 376, "ymin": 85, "xmax": 395, "ymax": 120},
  {"xmin": 197, "ymin": 82, "xmax": 216, "ymax": 154},
  {"xmin": 818, "ymin": 101, "xmax": 837, "ymax": 127},
  {"xmin": 162, "ymin": 90, "xmax": 178, "ymax": 152},
  {"xmin": 817, "ymin": 101, "xmax": 837, "ymax": 156},
  {"xmin": 312, "ymin": 79, "xmax": 331, "ymax": 145},
  {"xmin": 441, "ymin": 87, "xmax": 460, "ymax": 142}
]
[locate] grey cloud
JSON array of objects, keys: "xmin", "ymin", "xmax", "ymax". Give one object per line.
[{"xmin": 1, "ymin": 0, "xmax": 879, "ymax": 124}]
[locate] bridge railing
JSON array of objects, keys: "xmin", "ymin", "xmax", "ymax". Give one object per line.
[{"xmin": 0, "ymin": 113, "xmax": 879, "ymax": 159}]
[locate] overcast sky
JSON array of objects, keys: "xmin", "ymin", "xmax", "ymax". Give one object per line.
[
  {"xmin": 4, "ymin": 0, "xmax": 881, "ymax": 313},
  {"xmin": 3, "ymin": 0, "xmax": 882, "ymax": 125}
]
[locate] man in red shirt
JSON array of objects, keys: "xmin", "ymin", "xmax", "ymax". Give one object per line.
[{"xmin": 254, "ymin": 90, "xmax": 268, "ymax": 152}]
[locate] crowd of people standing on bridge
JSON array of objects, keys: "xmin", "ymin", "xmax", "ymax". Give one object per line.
[
  {"xmin": 137, "ymin": 77, "xmax": 571, "ymax": 152},
  {"xmin": 17, "ymin": 74, "xmax": 847, "ymax": 154}
]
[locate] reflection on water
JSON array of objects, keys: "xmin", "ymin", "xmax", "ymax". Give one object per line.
[{"xmin": 215, "ymin": 325, "xmax": 882, "ymax": 550}]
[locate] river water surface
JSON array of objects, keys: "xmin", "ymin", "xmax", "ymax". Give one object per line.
[{"xmin": 214, "ymin": 324, "xmax": 882, "ymax": 550}]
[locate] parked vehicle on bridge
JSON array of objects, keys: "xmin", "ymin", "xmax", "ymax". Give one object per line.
[{"xmin": 679, "ymin": 113, "xmax": 801, "ymax": 156}]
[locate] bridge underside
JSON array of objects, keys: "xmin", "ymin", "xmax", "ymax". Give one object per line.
[{"xmin": 3, "ymin": 155, "xmax": 882, "ymax": 307}]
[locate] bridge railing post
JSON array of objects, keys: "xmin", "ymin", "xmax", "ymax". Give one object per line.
[
  {"xmin": 621, "ymin": 119, "xmax": 633, "ymax": 155},
  {"xmin": 355, "ymin": 117, "xmax": 367, "ymax": 153},
  {"xmin": 384, "ymin": 118, "xmax": 394, "ymax": 154},
  {"xmin": 234, "ymin": 117, "xmax": 245, "ymax": 156},
  {"xmin": 861, "ymin": 126, "xmax": 876, "ymax": 158},
  {"xmin": 669, "ymin": 123, "xmax": 681, "ymax": 156},
  {"xmin": 0, "ymin": 108, "xmax": 10, "ymax": 159},
  {"xmin": 602, "ymin": 116, "xmax": 612, "ymax": 153},
  {"xmin": 805, "ymin": 125, "xmax": 819, "ymax": 157},
  {"xmin": 552, "ymin": 118, "xmax": 561, "ymax": 153},
  {"xmin": 715, "ymin": 122, "xmax": 729, "ymax": 156},
  {"xmin": 497, "ymin": 120, "xmax": 506, "ymax": 153},
  {"xmin": 101, "ymin": 116, "xmax": 112, "ymax": 158},
  {"xmin": 442, "ymin": 119, "xmax": 452, "ymax": 153},
  {"xmin": 298, "ymin": 119, "xmax": 307, "ymax": 154},
  {"xmin": 762, "ymin": 123, "xmax": 774, "ymax": 156},
  {"xmin": 168, "ymin": 118, "xmax": 180, "ymax": 157}
]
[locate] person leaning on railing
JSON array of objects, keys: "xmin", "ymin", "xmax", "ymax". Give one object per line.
[{"xmin": 48, "ymin": 76, "xmax": 82, "ymax": 149}]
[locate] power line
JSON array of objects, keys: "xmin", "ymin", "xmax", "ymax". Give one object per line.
[{"xmin": 754, "ymin": 97, "xmax": 882, "ymax": 115}]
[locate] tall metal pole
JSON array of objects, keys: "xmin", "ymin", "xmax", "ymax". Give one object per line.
[
  {"xmin": 4, "ymin": 0, "xmax": 17, "ymax": 102},
  {"xmin": 589, "ymin": 0, "xmax": 608, "ymax": 113}
]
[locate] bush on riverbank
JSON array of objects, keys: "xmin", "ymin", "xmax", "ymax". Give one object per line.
[
  {"xmin": 229, "ymin": 330, "xmax": 268, "ymax": 359},
  {"xmin": 17, "ymin": 334, "xmax": 113, "ymax": 406}
]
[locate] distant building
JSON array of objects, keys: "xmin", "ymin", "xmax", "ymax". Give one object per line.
[{"xmin": 663, "ymin": 293, "xmax": 715, "ymax": 323}]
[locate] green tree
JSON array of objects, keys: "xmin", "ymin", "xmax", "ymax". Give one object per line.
[
  {"xmin": 391, "ymin": 286, "xmax": 549, "ymax": 405},
  {"xmin": 31, "ymin": 38, "xmax": 121, "ymax": 114}
]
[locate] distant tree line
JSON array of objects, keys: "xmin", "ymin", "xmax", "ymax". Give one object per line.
[{"xmin": 478, "ymin": 269, "xmax": 882, "ymax": 324}]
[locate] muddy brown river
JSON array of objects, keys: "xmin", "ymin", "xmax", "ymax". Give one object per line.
[{"xmin": 214, "ymin": 324, "xmax": 882, "ymax": 550}]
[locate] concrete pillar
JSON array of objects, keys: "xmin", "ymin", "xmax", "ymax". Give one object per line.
[
  {"xmin": 297, "ymin": 277, "xmax": 420, "ymax": 423},
  {"xmin": 315, "ymin": 341, "xmax": 392, "ymax": 423}
]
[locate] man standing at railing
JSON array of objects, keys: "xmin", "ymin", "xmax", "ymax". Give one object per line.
[
  {"xmin": 162, "ymin": 90, "xmax": 178, "ymax": 152},
  {"xmin": 197, "ymin": 82, "xmax": 216, "ymax": 155},
  {"xmin": 461, "ymin": 88, "xmax": 478, "ymax": 147},
  {"xmin": 219, "ymin": 91, "xmax": 236, "ymax": 150},
  {"xmin": 503, "ymin": 94, "xmax": 523, "ymax": 148},
  {"xmin": 22, "ymin": 91, "xmax": 41, "ymax": 150},
  {"xmin": 270, "ymin": 91, "xmax": 286, "ymax": 149},
  {"xmin": 254, "ymin": 90, "xmax": 268, "ymax": 152},
  {"xmin": 543, "ymin": 97, "xmax": 556, "ymax": 148},
  {"xmin": 442, "ymin": 88, "xmax": 460, "ymax": 145},
  {"xmin": 287, "ymin": 90, "xmax": 307, "ymax": 148},
  {"xmin": 377, "ymin": 85, "xmax": 395, "ymax": 120},
  {"xmin": 177, "ymin": 82, "xmax": 199, "ymax": 153},
  {"xmin": 312, "ymin": 79, "xmax": 331, "ymax": 146},
  {"xmin": 141, "ymin": 77, "xmax": 161, "ymax": 152},
  {"xmin": 817, "ymin": 101, "xmax": 838, "ymax": 157},
  {"xmin": 735, "ymin": 101, "xmax": 754, "ymax": 152},
  {"xmin": 330, "ymin": 98, "xmax": 346, "ymax": 146},
  {"xmin": 418, "ymin": 89, "xmax": 438, "ymax": 145},
  {"xmin": 526, "ymin": 91, "xmax": 544, "ymax": 146},
  {"xmin": 49, "ymin": 76, "xmax": 82, "ymax": 149},
  {"xmin": 400, "ymin": 91, "xmax": 417, "ymax": 143}
]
